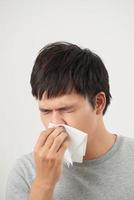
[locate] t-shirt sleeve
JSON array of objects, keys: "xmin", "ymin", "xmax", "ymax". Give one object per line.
[{"xmin": 6, "ymin": 156, "xmax": 32, "ymax": 200}]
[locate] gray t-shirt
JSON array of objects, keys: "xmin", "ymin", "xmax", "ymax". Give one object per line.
[{"xmin": 6, "ymin": 135, "xmax": 134, "ymax": 200}]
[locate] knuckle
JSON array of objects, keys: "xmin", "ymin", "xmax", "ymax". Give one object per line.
[
  {"xmin": 46, "ymin": 154, "xmax": 55, "ymax": 161},
  {"xmin": 38, "ymin": 149, "xmax": 48, "ymax": 160},
  {"xmin": 38, "ymin": 151, "xmax": 45, "ymax": 159}
]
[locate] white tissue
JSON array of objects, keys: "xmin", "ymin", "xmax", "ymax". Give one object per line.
[{"xmin": 48, "ymin": 123, "xmax": 88, "ymax": 167}]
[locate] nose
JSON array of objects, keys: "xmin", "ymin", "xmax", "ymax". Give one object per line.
[{"xmin": 51, "ymin": 110, "xmax": 65, "ymax": 125}]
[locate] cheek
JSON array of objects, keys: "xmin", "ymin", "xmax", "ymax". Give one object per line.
[
  {"xmin": 61, "ymin": 112, "xmax": 89, "ymax": 130},
  {"xmin": 40, "ymin": 114, "xmax": 49, "ymax": 128},
  {"xmin": 72, "ymin": 110, "xmax": 97, "ymax": 133},
  {"xmin": 84, "ymin": 114, "xmax": 97, "ymax": 134}
]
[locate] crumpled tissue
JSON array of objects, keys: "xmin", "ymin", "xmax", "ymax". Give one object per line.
[{"xmin": 48, "ymin": 123, "xmax": 88, "ymax": 167}]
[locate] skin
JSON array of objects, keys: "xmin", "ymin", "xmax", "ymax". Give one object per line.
[
  {"xmin": 39, "ymin": 90, "xmax": 117, "ymax": 160},
  {"xmin": 28, "ymin": 90, "xmax": 116, "ymax": 200}
]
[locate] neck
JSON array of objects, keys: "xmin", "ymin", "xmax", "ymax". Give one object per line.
[{"xmin": 83, "ymin": 118, "xmax": 117, "ymax": 160}]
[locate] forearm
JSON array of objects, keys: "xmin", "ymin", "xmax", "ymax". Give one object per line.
[{"xmin": 28, "ymin": 179, "xmax": 54, "ymax": 200}]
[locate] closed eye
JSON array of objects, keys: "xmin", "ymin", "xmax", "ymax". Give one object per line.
[
  {"xmin": 41, "ymin": 109, "xmax": 74, "ymax": 114},
  {"xmin": 39, "ymin": 108, "xmax": 51, "ymax": 114},
  {"xmin": 39, "ymin": 106, "xmax": 76, "ymax": 114}
]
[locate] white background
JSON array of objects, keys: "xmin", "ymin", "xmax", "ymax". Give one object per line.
[{"xmin": 0, "ymin": 0, "xmax": 134, "ymax": 199}]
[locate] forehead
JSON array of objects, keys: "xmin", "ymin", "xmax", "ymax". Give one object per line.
[{"xmin": 38, "ymin": 91, "xmax": 86, "ymax": 108}]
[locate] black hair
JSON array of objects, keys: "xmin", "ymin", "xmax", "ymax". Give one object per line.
[{"xmin": 30, "ymin": 41, "xmax": 112, "ymax": 115}]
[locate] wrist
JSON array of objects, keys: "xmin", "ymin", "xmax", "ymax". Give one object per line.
[
  {"xmin": 33, "ymin": 177, "xmax": 55, "ymax": 192},
  {"xmin": 28, "ymin": 179, "xmax": 54, "ymax": 200}
]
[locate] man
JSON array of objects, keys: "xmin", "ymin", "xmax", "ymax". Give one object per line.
[{"xmin": 6, "ymin": 42, "xmax": 134, "ymax": 200}]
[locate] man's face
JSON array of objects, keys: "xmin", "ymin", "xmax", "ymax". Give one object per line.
[{"xmin": 38, "ymin": 91, "xmax": 98, "ymax": 137}]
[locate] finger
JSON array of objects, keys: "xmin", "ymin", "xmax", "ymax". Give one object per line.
[
  {"xmin": 44, "ymin": 126, "xmax": 66, "ymax": 149},
  {"xmin": 57, "ymin": 140, "xmax": 70, "ymax": 157},
  {"xmin": 48, "ymin": 131, "xmax": 68, "ymax": 154},
  {"xmin": 34, "ymin": 128, "xmax": 55, "ymax": 151}
]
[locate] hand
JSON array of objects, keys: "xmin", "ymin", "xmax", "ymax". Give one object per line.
[{"xmin": 33, "ymin": 126, "xmax": 69, "ymax": 190}]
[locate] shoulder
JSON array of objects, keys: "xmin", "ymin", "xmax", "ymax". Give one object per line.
[
  {"xmin": 6, "ymin": 152, "xmax": 35, "ymax": 199},
  {"xmin": 16, "ymin": 152, "xmax": 35, "ymax": 171},
  {"xmin": 10, "ymin": 152, "xmax": 35, "ymax": 175},
  {"xmin": 13, "ymin": 152, "xmax": 35, "ymax": 183},
  {"xmin": 119, "ymin": 135, "xmax": 134, "ymax": 155},
  {"xmin": 121, "ymin": 135, "xmax": 134, "ymax": 147}
]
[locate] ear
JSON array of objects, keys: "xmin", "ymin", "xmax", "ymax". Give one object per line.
[{"xmin": 95, "ymin": 92, "xmax": 106, "ymax": 115}]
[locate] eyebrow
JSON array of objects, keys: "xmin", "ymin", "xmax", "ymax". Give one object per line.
[{"xmin": 39, "ymin": 105, "xmax": 75, "ymax": 112}]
